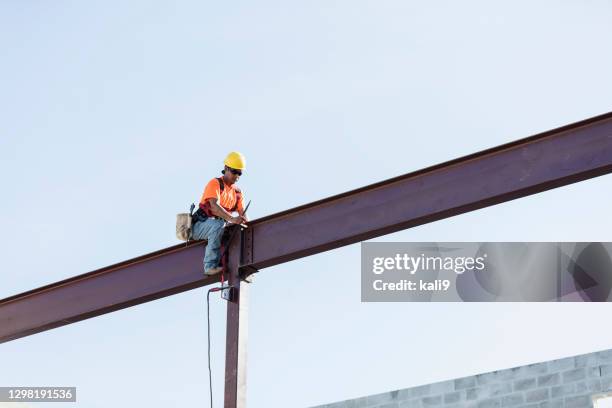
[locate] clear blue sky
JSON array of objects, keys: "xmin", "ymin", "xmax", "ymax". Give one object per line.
[{"xmin": 1, "ymin": 1, "xmax": 612, "ymax": 407}]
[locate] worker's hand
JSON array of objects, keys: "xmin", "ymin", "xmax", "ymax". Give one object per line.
[{"xmin": 229, "ymin": 215, "xmax": 246, "ymax": 225}]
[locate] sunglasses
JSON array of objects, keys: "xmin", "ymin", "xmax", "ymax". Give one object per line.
[{"xmin": 228, "ymin": 168, "xmax": 242, "ymax": 176}]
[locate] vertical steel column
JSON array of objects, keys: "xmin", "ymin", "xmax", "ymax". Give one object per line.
[{"xmin": 224, "ymin": 226, "xmax": 249, "ymax": 408}]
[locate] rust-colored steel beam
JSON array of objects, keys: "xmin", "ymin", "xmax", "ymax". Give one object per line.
[
  {"xmin": 224, "ymin": 228, "xmax": 249, "ymax": 408},
  {"xmin": 0, "ymin": 241, "xmax": 218, "ymax": 344},
  {"xmin": 243, "ymin": 111, "xmax": 612, "ymax": 270},
  {"xmin": 1, "ymin": 111, "xmax": 612, "ymax": 345}
]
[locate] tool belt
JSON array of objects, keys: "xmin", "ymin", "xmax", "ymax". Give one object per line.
[
  {"xmin": 193, "ymin": 208, "xmax": 223, "ymax": 221},
  {"xmin": 192, "ymin": 207, "xmax": 209, "ymax": 223}
]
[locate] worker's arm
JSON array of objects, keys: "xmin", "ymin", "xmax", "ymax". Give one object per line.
[
  {"xmin": 207, "ymin": 198, "xmax": 246, "ymax": 224},
  {"xmin": 238, "ymin": 208, "xmax": 249, "ymax": 222}
]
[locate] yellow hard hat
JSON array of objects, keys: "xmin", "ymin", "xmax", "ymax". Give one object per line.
[{"xmin": 223, "ymin": 151, "xmax": 246, "ymax": 170}]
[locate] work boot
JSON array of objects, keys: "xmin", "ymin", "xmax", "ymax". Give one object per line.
[{"xmin": 204, "ymin": 266, "xmax": 223, "ymax": 276}]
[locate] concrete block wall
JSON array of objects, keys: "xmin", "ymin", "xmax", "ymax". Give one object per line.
[{"xmin": 310, "ymin": 348, "xmax": 612, "ymax": 408}]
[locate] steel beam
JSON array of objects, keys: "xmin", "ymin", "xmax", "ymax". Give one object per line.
[
  {"xmin": 1, "ymin": 111, "xmax": 612, "ymax": 344},
  {"xmin": 224, "ymin": 227, "xmax": 249, "ymax": 408},
  {"xmin": 243, "ymin": 111, "xmax": 612, "ymax": 270},
  {"xmin": 0, "ymin": 241, "xmax": 219, "ymax": 343}
]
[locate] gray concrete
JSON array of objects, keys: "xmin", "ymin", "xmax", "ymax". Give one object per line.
[{"xmin": 310, "ymin": 348, "xmax": 612, "ymax": 408}]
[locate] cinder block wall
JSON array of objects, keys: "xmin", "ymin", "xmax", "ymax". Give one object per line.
[{"xmin": 311, "ymin": 348, "xmax": 612, "ymax": 408}]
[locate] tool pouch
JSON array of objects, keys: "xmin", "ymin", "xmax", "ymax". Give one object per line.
[
  {"xmin": 176, "ymin": 203, "xmax": 197, "ymax": 241},
  {"xmin": 176, "ymin": 214, "xmax": 192, "ymax": 241}
]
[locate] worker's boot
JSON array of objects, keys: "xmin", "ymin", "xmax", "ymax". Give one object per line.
[{"xmin": 205, "ymin": 266, "xmax": 223, "ymax": 276}]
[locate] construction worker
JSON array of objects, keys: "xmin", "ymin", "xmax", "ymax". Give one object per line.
[{"xmin": 192, "ymin": 151, "xmax": 248, "ymax": 276}]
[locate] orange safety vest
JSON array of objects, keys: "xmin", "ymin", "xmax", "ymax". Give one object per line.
[{"xmin": 199, "ymin": 177, "xmax": 243, "ymax": 218}]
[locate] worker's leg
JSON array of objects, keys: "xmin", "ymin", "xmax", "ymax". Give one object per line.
[
  {"xmin": 203, "ymin": 218, "xmax": 225, "ymax": 270},
  {"xmin": 192, "ymin": 217, "xmax": 226, "ymax": 272}
]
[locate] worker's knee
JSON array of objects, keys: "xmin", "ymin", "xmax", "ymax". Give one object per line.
[
  {"xmin": 206, "ymin": 219, "xmax": 225, "ymax": 239},
  {"xmin": 208, "ymin": 218, "xmax": 224, "ymax": 231}
]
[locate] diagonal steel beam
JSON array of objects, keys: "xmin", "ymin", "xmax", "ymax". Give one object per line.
[
  {"xmin": 1, "ymin": 111, "xmax": 612, "ymax": 344},
  {"xmin": 242, "ymin": 111, "xmax": 612, "ymax": 270},
  {"xmin": 0, "ymin": 241, "xmax": 219, "ymax": 344}
]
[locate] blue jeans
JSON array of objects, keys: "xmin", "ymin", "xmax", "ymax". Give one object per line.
[{"xmin": 192, "ymin": 217, "xmax": 226, "ymax": 272}]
